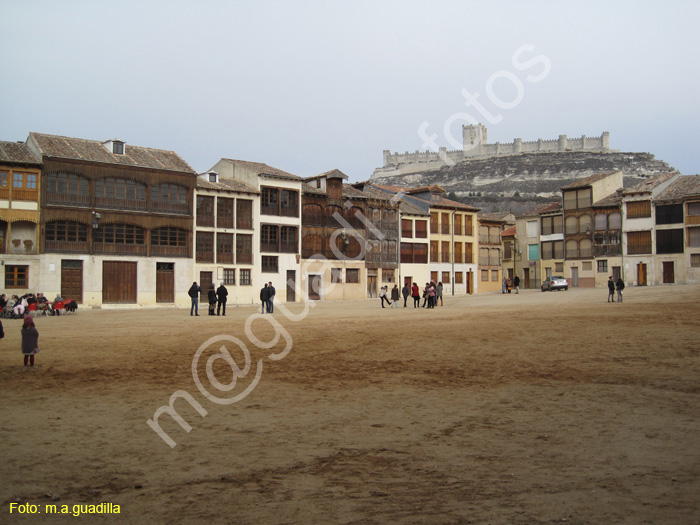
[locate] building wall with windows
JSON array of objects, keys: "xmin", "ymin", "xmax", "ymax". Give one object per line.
[
  {"xmin": 399, "ymin": 211, "xmax": 431, "ymax": 295},
  {"xmin": 28, "ymin": 133, "xmax": 197, "ymax": 307},
  {"xmin": 477, "ymin": 217, "xmax": 502, "ymax": 293},
  {"xmin": 0, "ymin": 141, "xmax": 42, "ymax": 295},
  {"xmin": 193, "ymin": 174, "xmax": 259, "ymax": 305}
]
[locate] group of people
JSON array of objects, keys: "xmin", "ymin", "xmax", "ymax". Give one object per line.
[
  {"xmin": 379, "ymin": 282, "xmax": 444, "ymax": 309},
  {"xmin": 607, "ymin": 276, "xmax": 625, "ymax": 302},
  {"xmin": 502, "ymin": 275, "xmax": 520, "ymax": 294},
  {"xmin": 0, "ymin": 293, "xmax": 76, "ymax": 318},
  {"xmin": 187, "ymin": 282, "xmax": 229, "ymax": 316}
]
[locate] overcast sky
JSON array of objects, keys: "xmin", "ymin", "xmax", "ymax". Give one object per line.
[{"xmin": 2, "ymin": 0, "xmax": 699, "ymax": 181}]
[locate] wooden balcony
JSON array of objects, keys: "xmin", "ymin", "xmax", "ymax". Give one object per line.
[
  {"xmin": 94, "ymin": 243, "xmax": 147, "ymax": 256},
  {"xmin": 217, "ymin": 216, "xmax": 234, "ymax": 229},
  {"xmin": 196, "ymin": 251, "xmax": 214, "ymax": 263},
  {"xmin": 236, "ymin": 218, "xmax": 253, "ymax": 230},
  {"xmin": 95, "ymin": 196, "xmax": 147, "ymax": 211},
  {"xmin": 44, "ymin": 240, "xmax": 89, "ymax": 253},
  {"xmin": 196, "ymin": 215, "xmax": 214, "ymax": 227},
  {"xmin": 152, "ymin": 201, "xmax": 189, "ymax": 215},
  {"xmin": 151, "ymin": 245, "xmax": 188, "ymax": 257}
]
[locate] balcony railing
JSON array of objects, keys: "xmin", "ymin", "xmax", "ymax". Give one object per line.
[
  {"xmin": 152, "ymin": 201, "xmax": 189, "ymax": 215},
  {"xmin": 46, "ymin": 192, "xmax": 90, "ymax": 207},
  {"xmin": 237, "ymin": 218, "xmax": 253, "ymax": 230},
  {"xmin": 594, "ymin": 244, "xmax": 621, "ymax": 257},
  {"xmin": 44, "ymin": 240, "xmax": 89, "ymax": 253},
  {"xmin": 236, "ymin": 253, "xmax": 252, "ymax": 264},
  {"xmin": 217, "ymin": 216, "xmax": 234, "ymax": 229},
  {"xmin": 196, "ymin": 215, "xmax": 214, "ymax": 227},
  {"xmin": 94, "ymin": 243, "xmax": 147, "ymax": 256},
  {"xmin": 151, "ymin": 245, "xmax": 188, "ymax": 257},
  {"xmin": 11, "ymin": 189, "xmax": 39, "ymax": 201},
  {"xmin": 95, "ymin": 196, "xmax": 147, "ymax": 211},
  {"xmin": 196, "ymin": 251, "xmax": 214, "ymax": 263}
]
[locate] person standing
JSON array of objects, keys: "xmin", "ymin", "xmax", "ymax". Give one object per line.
[
  {"xmin": 436, "ymin": 282, "xmax": 444, "ymax": 306},
  {"xmin": 616, "ymin": 277, "xmax": 625, "ymax": 303},
  {"xmin": 607, "ymin": 276, "xmax": 615, "ymax": 303},
  {"xmin": 260, "ymin": 283, "xmax": 269, "ymax": 314},
  {"xmin": 411, "ymin": 282, "xmax": 420, "ymax": 308},
  {"xmin": 21, "ymin": 315, "xmax": 39, "ymax": 369},
  {"xmin": 402, "ymin": 283, "xmax": 410, "ymax": 308},
  {"xmin": 428, "ymin": 282, "xmax": 436, "ymax": 308},
  {"xmin": 267, "ymin": 282, "xmax": 276, "ymax": 313},
  {"xmin": 502, "ymin": 276, "xmax": 507, "ymax": 294},
  {"xmin": 188, "ymin": 282, "xmax": 201, "ymax": 316},
  {"xmin": 506, "ymin": 277, "xmax": 513, "ymax": 294},
  {"xmin": 513, "ymin": 274, "xmax": 520, "ymax": 294},
  {"xmin": 207, "ymin": 284, "xmax": 217, "ymax": 316},
  {"xmin": 421, "ymin": 283, "xmax": 430, "ymax": 308},
  {"xmin": 390, "ymin": 284, "xmax": 400, "ymax": 309},
  {"xmin": 216, "ymin": 283, "xmax": 228, "ymax": 316}
]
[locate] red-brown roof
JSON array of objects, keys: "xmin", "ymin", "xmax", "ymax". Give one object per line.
[
  {"xmin": 0, "ymin": 141, "xmax": 41, "ymax": 166},
  {"xmin": 220, "ymin": 158, "xmax": 301, "ymax": 180}
]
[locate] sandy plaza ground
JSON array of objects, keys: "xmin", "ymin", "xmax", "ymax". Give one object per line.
[{"xmin": 1, "ymin": 285, "xmax": 699, "ymax": 524}]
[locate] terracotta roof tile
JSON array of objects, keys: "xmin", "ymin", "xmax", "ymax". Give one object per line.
[
  {"xmin": 654, "ymin": 175, "xmax": 700, "ymax": 203},
  {"xmin": 560, "ymin": 170, "xmax": 619, "ymax": 190},
  {"xmin": 220, "ymin": 158, "xmax": 301, "ymax": 180},
  {"xmin": 29, "ymin": 133, "xmax": 195, "ymax": 173},
  {"xmin": 196, "ymin": 177, "xmax": 259, "ymax": 194},
  {"xmin": 0, "ymin": 141, "xmax": 41, "ymax": 166},
  {"xmin": 622, "ymin": 172, "xmax": 677, "ymax": 195}
]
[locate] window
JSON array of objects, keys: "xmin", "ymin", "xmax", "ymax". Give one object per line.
[
  {"xmin": 465, "ymin": 243, "xmax": 473, "ymax": 263},
  {"xmin": 196, "ymin": 195, "xmax": 214, "ymax": 227},
  {"xmin": 45, "ymin": 221, "xmax": 88, "ymax": 243},
  {"xmin": 280, "ymin": 226, "xmax": 298, "ymax": 253},
  {"xmin": 431, "ymin": 271, "xmax": 438, "ymax": 283},
  {"xmin": 582, "ymin": 261, "xmax": 592, "ymax": 271},
  {"xmin": 240, "ymin": 269, "xmax": 251, "ymax": 285},
  {"xmin": 442, "ymin": 271, "xmax": 450, "ymax": 284},
  {"xmin": 208, "ymin": 173, "xmax": 217, "ymax": 183},
  {"xmin": 441, "ymin": 241, "xmax": 450, "ymax": 263},
  {"xmin": 430, "ymin": 240, "xmax": 439, "ymax": 262},
  {"xmin": 627, "ymin": 200, "xmax": 651, "ymax": 219},
  {"xmin": 236, "ymin": 234, "xmax": 253, "ymax": 264},
  {"xmin": 526, "ymin": 220, "xmax": 537, "ymax": 238},
  {"xmin": 415, "ymin": 220, "xmax": 428, "ymax": 238},
  {"xmin": 331, "ymin": 268, "xmax": 343, "ymax": 283},
  {"xmin": 566, "ymin": 240, "xmax": 579, "ymax": 258},
  {"xmin": 382, "ymin": 269, "xmax": 394, "ymax": 283},
  {"xmin": 401, "ymin": 219, "xmax": 413, "ymax": 238},
  {"xmin": 481, "ymin": 269, "xmax": 489, "ymax": 281},
  {"xmin": 261, "ymin": 225, "xmax": 279, "ymax": 252},
  {"xmin": 223, "ymin": 269, "xmax": 236, "ymax": 285},
  {"xmin": 656, "ymin": 204, "xmax": 683, "ymax": 225},
  {"xmin": 45, "ymin": 172, "xmax": 89, "ymax": 205},
  {"xmin": 689, "ymin": 227, "xmax": 700, "ymax": 248},
  {"xmin": 196, "ymin": 232, "xmax": 214, "ymax": 263},
  {"xmin": 262, "ymin": 256, "xmax": 278, "ymax": 273},
  {"xmin": 454, "ymin": 242, "xmax": 463, "ymax": 263},
  {"xmin": 542, "ymin": 215, "xmax": 563, "ymax": 235},
  {"xmin": 656, "ymin": 229, "xmax": 684, "ymax": 254},
  {"xmin": 441, "ymin": 213, "xmax": 450, "ymax": 234},
  {"xmin": 597, "ymin": 260, "xmax": 608, "ymax": 273},
  {"xmin": 95, "ymin": 178, "xmax": 146, "ymax": 201},
  {"xmin": 430, "ymin": 213, "xmax": 438, "ymax": 234},
  {"xmin": 0, "ymin": 171, "xmax": 7, "ymax": 188},
  {"xmin": 627, "ymin": 231, "xmax": 652, "ymax": 255},
  {"xmin": 688, "ymin": 202, "xmax": 700, "ymax": 216},
  {"xmin": 236, "ymin": 199, "xmax": 253, "ymax": 229},
  {"xmin": 112, "ymin": 142, "xmax": 125, "ymax": 155},
  {"xmin": 153, "ymin": 183, "xmax": 187, "ymax": 205},
  {"xmin": 691, "ymin": 254, "xmax": 700, "ymax": 268},
  {"xmin": 555, "ymin": 262, "xmax": 564, "ymax": 272},
  {"xmin": 528, "ymin": 244, "xmax": 539, "ymax": 261},
  {"xmin": 217, "ymin": 233, "xmax": 234, "ymax": 263},
  {"xmin": 217, "ymin": 197, "xmax": 234, "ymax": 228},
  {"xmin": 565, "ymin": 216, "xmax": 578, "ymax": 234},
  {"xmin": 94, "ymin": 224, "xmax": 144, "ymax": 244},
  {"xmin": 151, "ymin": 227, "xmax": 186, "ymax": 247},
  {"xmin": 453, "ymin": 214, "xmax": 462, "ymax": 236},
  {"xmin": 346, "ymin": 269, "xmax": 359, "ymax": 283},
  {"xmin": 464, "ymin": 215, "xmax": 473, "ymax": 236},
  {"xmin": 491, "ymin": 270, "xmax": 499, "ymax": 281},
  {"xmin": 563, "ymin": 188, "xmax": 592, "ymax": 210},
  {"xmin": 5, "ymin": 265, "xmax": 28, "ymax": 288},
  {"xmin": 280, "ymin": 189, "xmax": 298, "ymax": 217},
  {"xmin": 455, "ymin": 272, "xmax": 463, "ymax": 284}
]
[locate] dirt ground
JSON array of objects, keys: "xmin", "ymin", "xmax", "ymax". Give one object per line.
[{"xmin": 1, "ymin": 285, "xmax": 699, "ymax": 524}]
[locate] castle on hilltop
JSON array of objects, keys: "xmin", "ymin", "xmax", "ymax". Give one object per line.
[{"xmin": 373, "ymin": 125, "xmax": 613, "ymax": 178}]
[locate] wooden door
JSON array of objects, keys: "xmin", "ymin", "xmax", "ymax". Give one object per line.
[
  {"xmin": 404, "ymin": 275, "xmax": 412, "ymax": 288},
  {"xmin": 467, "ymin": 270, "xmax": 473, "ymax": 295},
  {"xmin": 103, "ymin": 261, "xmax": 137, "ymax": 303},
  {"xmin": 199, "ymin": 271, "xmax": 212, "ymax": 302},
  {"xmin": 637, "ymin": 263, "xmax": 647, "ymax": 286},
  {"xmin": 524, "ymin": 270, "xmax": 531, "ymax": 289},
  {"xmin": 308, "ymin": 274, "xmax": 321, "ymax": 300},
  {"xmin": 286, "ymin": 270, "xmax": 296, "ymax": 302},
  {"xmin": 663, "ymin": 262, "xmax": 675, "ymax": 284},
  {"xmin": 156, "ymin": 262, "xmax": 175, "ymax": 303},
  {"xmin": 61, "ymin": 259, "xmax": 83, "ymax": 303},
  {"xmin": 571, "ymin": 267, "xmax": 579, "ymax": 287},
  {"xmin": 367, "ymin": 275, "xmax": 377, "ymax": 298}
]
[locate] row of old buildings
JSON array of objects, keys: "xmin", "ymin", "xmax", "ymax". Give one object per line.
[
  {"xmin": 2, "ymin": 133, "xmax": 698, "ymax": 308},
  {"xmin": 503, "ymin": 170, "xmax": 700, "ymax": 289},
  {"xmin": 0, "ymin": 133, "xmax": 510, "ymax": 308}
]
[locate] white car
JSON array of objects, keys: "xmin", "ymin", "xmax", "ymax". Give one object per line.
[{"xmin": 541, "ymin": 276, "xmax": 568, "ymax": 291}]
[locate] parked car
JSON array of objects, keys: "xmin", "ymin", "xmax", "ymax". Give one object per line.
[{"xmin": 541, "ymin": 276, "xmax": 568, "ymax": 291}]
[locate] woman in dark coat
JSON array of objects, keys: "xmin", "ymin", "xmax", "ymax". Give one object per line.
[
  {"xmin": 21, "ymin": 315, "xmax": 39, "ymax": 368},
  {"xmin": 207, "ymin": 284, "xmax": 217, "ymax": 316}
]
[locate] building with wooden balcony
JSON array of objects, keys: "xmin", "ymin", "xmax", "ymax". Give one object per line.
[
  {"xmin": 366, "ymin": 184, "xmax": 478, "ymax": 295},
  {"xmin": 510, "ymin": 202, "xmax": 561, "ymax": 290},
  {"xmin": 206, "ymin": 158, "xmax": 303, "ymax": 303},
  {"xmin": 194, "ymin": 171, "xmax": 259, "ymax": 305},
  {"xmin": 477, "ymin": 213, "xmax": 506, "ymax": 293},
  {"xmin": 0, "ymin": 141, "xmax": 42, "ymax": 293},
  {"xmin": 26, "ymin": 133, "xmax": 196, "ymax": 306},
  {"xmin": 300, "ymin": 170, "xmax": 370, "ymax": 301}
]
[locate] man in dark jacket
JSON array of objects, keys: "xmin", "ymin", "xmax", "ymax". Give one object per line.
[
  {"xmin": 607, "ymin": 276, "xmax": 615, "ymax": 303},
  {"xmin": 260, "ymin": 283, "xmax": 269, "ymax": 314},
  {"xmin": 616, "ymin": 277, "xmax": 625, "ymax": 303},
  {"xmin": 188, "ymin": 282, "xmax": 201, "ymax": 316},
  {"xmin": 513, "ymin": 274, "xmax": 520, "ymax": 294},
  {"xmin": 267, "ymin": 282, "xmax": 276, "ymax": 313},
  {"xmin": 216, "ymin": 283, "xmax": 228, "ymax": 316}
]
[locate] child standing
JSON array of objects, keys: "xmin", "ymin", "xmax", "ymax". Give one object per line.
[{"xmin": 21, "ymin": 315, "xmax": 39, "ymax": 368}]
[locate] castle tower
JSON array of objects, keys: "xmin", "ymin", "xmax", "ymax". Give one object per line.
[{"xmin": 462, "ymin": 124, "xmax": 487, "ymax": 155}]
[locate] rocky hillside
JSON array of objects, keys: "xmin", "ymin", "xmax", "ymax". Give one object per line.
[{"xmin": 371, "ymin": 151, "xmax": 678, "ymax": 213}]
